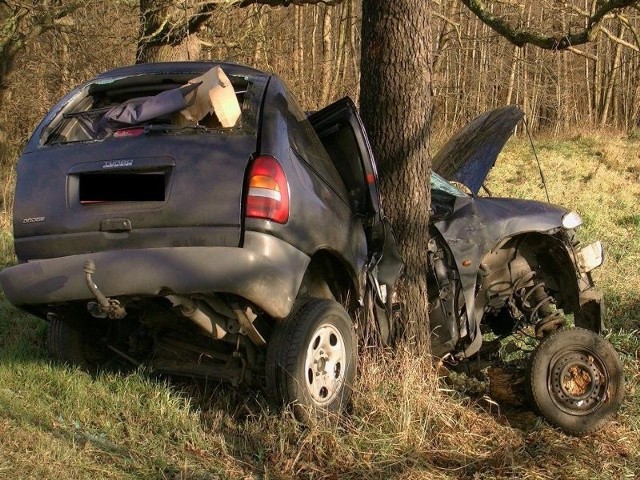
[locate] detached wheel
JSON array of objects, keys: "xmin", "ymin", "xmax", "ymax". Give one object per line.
[
  {"xmin": 526, "ymin": 327, "xmax": 624, "ymax": 436},
  {"xmin": 47, "ymin": 314, "xmax": 114, "ymax": 371},
  {"xmin": 266, "ymin": 298, "xmax": 357, "ymax": 421}
]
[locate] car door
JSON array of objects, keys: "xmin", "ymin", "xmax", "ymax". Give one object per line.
[
  {"xmin": 307, "ymin": 97, "xmax": 381, "ymax": 222},
  {"xmin": 309, "ymin": 97, "xmax": 403, "ymax": 340}
]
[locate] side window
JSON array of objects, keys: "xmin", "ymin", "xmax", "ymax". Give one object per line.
[
  {"xmin": 281, "ymin": 89, "xmax": 347, "ymax": 195},
  {"xmin": 315, "ymin": 122, "xmax": 368, "ymax": 214}
]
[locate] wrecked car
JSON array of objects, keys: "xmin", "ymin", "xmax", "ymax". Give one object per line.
[
  {"xmin": 0, "ymin": 62, "xmax": 402, "ymax": 419},
  {"xmin": 0, "ymin": 61, "xmax": 623, "ymax": 435},
  {"xmin": 428, "ymin": 106, "xmax": 624, "ymax": 435}
]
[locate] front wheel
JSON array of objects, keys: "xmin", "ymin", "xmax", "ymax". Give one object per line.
[
  {"xmin": 526, "ymin": 327, "xmax": 624, "ymax": 436},
  {"xmin": 266, "ymin": 298, "xmax": 357, "ymax": 421}
]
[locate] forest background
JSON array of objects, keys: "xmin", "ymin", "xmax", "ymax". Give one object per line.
[
  {"xmin": 3, "ymin": 0, "xmax": 640, "ymax": 158},
  {"xmin": 0, "ymin": 0, "xmax": 640, "ymax": 478}
]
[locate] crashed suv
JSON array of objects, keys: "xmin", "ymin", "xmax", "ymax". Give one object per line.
[
  {"xmin": 0, "ymin": 62, "xmax": 402, "ymax": 419},
  {"xmin": 0, "ymin": 62, "xmax": 623, "ymax": 435},
  {"xmin": 428, "ymin": 106, "xmax": 624, "ymax": 435}
]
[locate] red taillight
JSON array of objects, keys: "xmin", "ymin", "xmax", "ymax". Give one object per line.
[
  {"xmin": 113, "ymin": 127, "xmax": 144, "ymax": 138},
  {"xmin": 245, "ymin": 155, "xmax": 289, "ymax": 224}
]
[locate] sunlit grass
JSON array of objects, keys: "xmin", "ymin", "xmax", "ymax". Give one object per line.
[{"xmin": 0, "ymin": 133, "xmax": 639, "ymax": 478}]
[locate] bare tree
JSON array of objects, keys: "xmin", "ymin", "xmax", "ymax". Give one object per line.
[
  {"xmin": 0, "ymin": 0, "xmax": 86, "ymax": 89},
  {"xmin": 461, "ymin": 0, "xmax": 639, "ymax": 50},
  {"xmin": 136, "ymin": 0, "xmax": 343, "ymax": 62}
]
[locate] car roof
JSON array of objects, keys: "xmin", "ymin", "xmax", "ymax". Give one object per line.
[{"xmin": 94, "ymin": 61, "xmax": 268, "ymax": 80}]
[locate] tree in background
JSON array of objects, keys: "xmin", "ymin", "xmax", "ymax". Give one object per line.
[
  {"xmin": 0, "ymin": 1, "xmax": 85, "ymax": 148},
  {"xmin": 136, "ymin": 0, "xmax": 342, "ymax": 62},
  {"xmin": 0, "ymin": 1, "xmax": 83, "ymax": 89}
]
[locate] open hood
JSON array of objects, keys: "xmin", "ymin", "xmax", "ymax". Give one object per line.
[{"xmin": 432, "ymin": 105, "xmax": 524, "ymax": 195}]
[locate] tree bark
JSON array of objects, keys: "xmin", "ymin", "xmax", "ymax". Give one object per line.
[
  {"xmin": 360, "ymin": 0, "xmax": 432, "ymax": 345},
  {"xmin": 137, "ymin": 0, "xmax": 202, "ymax": 63}
]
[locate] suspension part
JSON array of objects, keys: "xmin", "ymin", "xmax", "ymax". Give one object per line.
[{"xmin": 513, "ymin": 272, "xmax": 565, "ymax": 338}]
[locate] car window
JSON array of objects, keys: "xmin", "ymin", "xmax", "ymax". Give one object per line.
[
  {"xmin": 41, "ymin": 70, "xmax": 261, "ymax": 146},
  {"xmin": 281, "ymin": 88, "xmax": 347, "ymax": 198}
]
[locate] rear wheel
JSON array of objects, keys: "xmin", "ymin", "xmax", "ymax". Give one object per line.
[
  {"xmin": 526, "ymin": 327, "xmax": 624, "ymax": 436},
  {"xmin": 266, "ymin": 298, "xmax": 357, "ymax": 421},
  {"xmin": 47, "ymin": 314, "xmax": 115, "ymax": 371}
]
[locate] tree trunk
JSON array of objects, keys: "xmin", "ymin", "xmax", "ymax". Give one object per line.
[
  {"xmin": 360, "ymin": 0, "xmax": 432, "ymax": 346},
  {"xmin": 320, "ymin": 6, "xmax": 333, "ymax": 104},
  {"xmin": 600, "ymin": 24, "xmax": 624, "ymax": 128},
  {"xmin": 137, "ymin": 0, "xmax": 202, "ymax": 63}
]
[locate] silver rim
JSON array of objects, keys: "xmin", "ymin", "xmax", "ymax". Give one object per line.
[{"xmin": 304, "ymin": 322, "xmax": 347, "ymax": 405}]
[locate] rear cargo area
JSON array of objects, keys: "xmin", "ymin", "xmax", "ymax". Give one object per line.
[{"xmin": 13, "ymin": 64, "xmax": 268, "ymax": 261}]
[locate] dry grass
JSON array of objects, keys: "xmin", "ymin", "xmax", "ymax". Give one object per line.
[{"xmin": 0, "ymin": 132, "xmax": 639, "ymax": 479}]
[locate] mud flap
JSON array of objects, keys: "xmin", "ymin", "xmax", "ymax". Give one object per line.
[{"xmin": 575, "ymin": 289, "xmax": 605, "ymax": 333}]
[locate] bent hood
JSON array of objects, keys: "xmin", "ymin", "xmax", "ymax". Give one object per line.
[{"xmin": 432, "ymin": 105, "xmax": 524, "ymax": 195}]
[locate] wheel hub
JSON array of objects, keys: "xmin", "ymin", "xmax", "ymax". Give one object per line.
[
  {"xmin": 548, "ymin": 349, "xmax": 609, "ymax": 415},
  {"xmin": 305, "ymin": 323, "xmax": 346, "ymax": 405}
]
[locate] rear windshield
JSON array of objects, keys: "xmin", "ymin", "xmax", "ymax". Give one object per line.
[{"xmin": 42, "ymin": 67, "xmax": 262, "ymax": 145}]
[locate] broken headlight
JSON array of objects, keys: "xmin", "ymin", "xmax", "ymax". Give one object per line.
[{"xmin": 562, "ymin": 210, "xmax": 583, "ymax": 229}]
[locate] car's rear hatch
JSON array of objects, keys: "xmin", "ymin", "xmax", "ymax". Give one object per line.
[{"xmin": 14, "ymin": 63, "xmax": 269, "ymax": 261}]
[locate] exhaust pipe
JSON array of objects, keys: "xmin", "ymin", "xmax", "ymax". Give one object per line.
[
  {"xmin": 166, "ymin": 295, "xmax": 228, "ymax": 339},
  {"xmin": 83, "ymin": 259, "xmax": 127, "ymax": 319}
]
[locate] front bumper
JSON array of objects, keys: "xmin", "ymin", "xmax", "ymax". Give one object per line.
[{"xmin": 0, "ymin": 232, "xmax": 310, "ymax": 319}]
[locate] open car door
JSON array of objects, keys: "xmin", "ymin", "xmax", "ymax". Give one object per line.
[
  {"xmin": 309, "ymin": 97, "xmax": 403, "ymax": 341},
  {"xmin": 308, "ymin": 97, "xmax": 381, "ymax": 222}
]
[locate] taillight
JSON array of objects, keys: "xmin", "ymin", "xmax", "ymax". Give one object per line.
[
  {"xmin": 245, "ymin": 155, "xmax": 289, "ymax": 224},
  {"xmin": 113, "ymin": 127, "xmax": 144, "ymax": 138}
]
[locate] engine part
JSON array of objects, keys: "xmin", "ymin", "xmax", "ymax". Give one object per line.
[
  {"xmin": 485, "ymin": 255, "xmax": 565, "ymax": 338},
  {"xmin": 513, "ymin": 272, "xmax": 565, "ymax": 337},
  {"xmin": 233, "ymin": 306, "xmax": 266, "ymax": 346},
  {"xmin": 427, "ymin": 237, "xmax": 462, "ymax": 355},
  {"xmin": 167, "ymin": 295, "xmax": 228, "ymax": 339}
]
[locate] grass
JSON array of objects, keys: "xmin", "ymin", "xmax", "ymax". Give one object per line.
[{"xmin": 0, "ymin": 132, "xmax": 639, "ymax": 479}]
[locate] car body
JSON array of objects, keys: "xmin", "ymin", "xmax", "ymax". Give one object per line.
[
  {"xmin": 427, "ymin": 107, "xmax": 623, "ymax": 435},
  {"xmin": 428, "ymin": 106, "xmax": 605, "ymax": 358},
  {"xmin": 0, "ymin": 63, "xmax": 622, "ymax": 434},
  {"xmin": 0, "ymin": 62, "xmax": 401, "ymax": 416}
]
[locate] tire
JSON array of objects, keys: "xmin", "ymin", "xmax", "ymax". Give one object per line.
[
  {"xmin": 47, "ymin": 314, "xmax": 114, "ymax": 372},
  {"xmin": 525, "ymin": 327, "xmax": 624, "ymax": 436},
  {"xmin": 265, "ymin": 298, "xmax": 357, "ymax": 421}
]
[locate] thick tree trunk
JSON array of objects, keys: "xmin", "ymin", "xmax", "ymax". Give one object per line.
[
  {"xmin": 360, "ymin": 0, "xmax": 432, "ymax": 346},
  {"xmin": 137, "ymin": 0, "xmax": 202, "ymax": 63}
]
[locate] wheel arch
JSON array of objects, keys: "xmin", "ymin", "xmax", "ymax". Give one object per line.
[
  {"xmin": 296, "ymin": 249, "xmax": 361, "ymax": 315},
  {"xmin": 483, "ymin": 232, "xmax": 583, "ymax": 320}
]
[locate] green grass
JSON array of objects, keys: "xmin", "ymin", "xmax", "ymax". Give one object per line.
[{"xmin": 0, "ymin": 133, "xmax": 639, "ymax": 479}]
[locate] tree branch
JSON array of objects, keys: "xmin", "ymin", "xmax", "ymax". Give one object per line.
[
  {"xmin": 140, "ymin": 0, "xmax": 343, "ymax": 48},
  {"xmin": 460, "ymin": 0, "xmax": 639, "ymax": 50},
  {"xmin": 1, "ymin": 1, "xmax": 84, "ymax": 88}
]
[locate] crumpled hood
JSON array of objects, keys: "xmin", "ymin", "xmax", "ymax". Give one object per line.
[{"xmin": 432, "ymin": 105, "xmax": 524, "ymax": 195}]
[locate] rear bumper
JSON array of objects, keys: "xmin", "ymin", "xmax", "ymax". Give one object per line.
[{"xmin": 0, "ymin": 232, "xmax": 309, "ymax": 319}]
